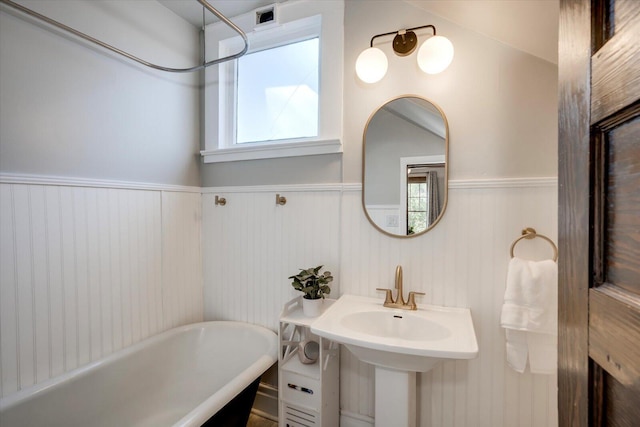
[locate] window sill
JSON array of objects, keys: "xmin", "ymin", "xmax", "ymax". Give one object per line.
[{"xmin": 201, "ymin": 138, "xmax": 342, "ymax": 163}]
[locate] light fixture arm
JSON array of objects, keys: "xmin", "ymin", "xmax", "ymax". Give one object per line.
[{"xmin": 369, "ymin": 24, "xmax": 436, "ymax": 48}]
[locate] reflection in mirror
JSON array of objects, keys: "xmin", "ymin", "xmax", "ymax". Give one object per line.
[{"xmin": 363, "ymin": 96, "xmax": 448, "ymax": 237}]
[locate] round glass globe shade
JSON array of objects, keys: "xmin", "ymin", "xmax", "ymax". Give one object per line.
[
  {"xmin": 417, "ymin": 35, "xmax": 454, "ymax": 74},
  {"xmin": 355, "ymin": 47, "xmax": 388, "ymax": 83}
]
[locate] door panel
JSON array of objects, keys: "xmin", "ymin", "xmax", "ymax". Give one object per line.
[
  {"xmin": 603, "ymin": 374, "xmax": 640, "ymax": 427},
  {"xmin": 591, "ymin": 0, "xmax": 640, "ymax": 123},
  {"xmin": 589, "ymin": 286, "xmax": 640, "ymax": 388},
  {"xmin": 559, "ymin": 0, "xmax": 640, "ymax": 425},
  {"xmin": 603, "ymin": 117, "xmax": 640, "ymax": 293},
  {"xmin": 590, "ymin": 107, "xmax": 640, "ymax": 424}
]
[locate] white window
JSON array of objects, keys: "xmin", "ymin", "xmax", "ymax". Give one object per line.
[
  {"xmin": 202, "ymin": 2, "xmax": 343, "ymax": 163},
  {"xmin": 236, "ymin": 36, "xmax": 319, "ymax": 144}
]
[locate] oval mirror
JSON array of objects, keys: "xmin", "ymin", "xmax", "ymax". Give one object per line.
[{"xmin": 362, "ymin": 96, "xmax": 449, "ymax": 237}]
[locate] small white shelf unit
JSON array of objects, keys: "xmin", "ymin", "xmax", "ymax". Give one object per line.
[{"xmin": 279, "ymin": 297, "xmax": 339, "ymax": 427}]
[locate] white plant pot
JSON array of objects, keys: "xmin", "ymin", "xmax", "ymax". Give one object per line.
[{"xmin": 302, "ymin": 297, "xmax": 323, "ymax": 317}]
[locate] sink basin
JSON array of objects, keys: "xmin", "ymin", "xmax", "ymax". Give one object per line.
[
  {"xmin": 311, "ymin": 294, "xmax": 478, "ymax": 372},
  {"xmin": 341, "ymin": 311, "xmax": 451, "ymax": 341}
]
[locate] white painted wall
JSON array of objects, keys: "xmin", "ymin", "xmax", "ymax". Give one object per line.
[
  {"xmin": 0, "ymin": 0, "xmax": 201, "ymax": 186},
  {"xmin": 200, "ymin": 0, "xmax": 557, "ymax": 185},
  {"xmin": 342, "ymin": 1, "xmax": 558, "ymax": 182}
]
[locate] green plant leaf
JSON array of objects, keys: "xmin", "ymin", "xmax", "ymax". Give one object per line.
[{"xmin": 289, "ymin": 265, "xmax": 332, "ymax": 298}]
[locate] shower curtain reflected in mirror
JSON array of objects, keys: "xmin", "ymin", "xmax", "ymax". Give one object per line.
[{"xmin": 426, "ymin": 171, "xmax": 440, "ymax": 226}]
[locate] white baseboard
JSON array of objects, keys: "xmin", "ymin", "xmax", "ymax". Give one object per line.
[
  {"xmin": 250, "ymin": 408, "xmax": 278, "ymax": 423},
  {"xmin": 252, "ymin": 381, "xmax": 278, "ymax": 422}
]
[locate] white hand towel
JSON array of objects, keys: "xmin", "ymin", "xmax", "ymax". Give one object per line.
[
  {"xmin": 527, "ymin": 332, "xmax": 557, "ymax": 374},
  {"xmin": 500, "ymin": 257, "xmax": 558, "ymax": 374},
  {"xmin": 505, "ymin": 330, "xmax": 528, "ymax": 373}
]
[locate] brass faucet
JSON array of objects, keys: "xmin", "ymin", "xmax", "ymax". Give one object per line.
[{"xmin": 376, "ymin": 265, "xmax": 425, "ymax": 310}]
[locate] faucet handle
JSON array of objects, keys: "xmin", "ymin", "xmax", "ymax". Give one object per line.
[
  {"xmin": 376, "ymin": 288, "xmax": 394, "ymax": 304},
  {"xmin": 406, "ymin": 291, "xmax": 425, "ymax": 310}
]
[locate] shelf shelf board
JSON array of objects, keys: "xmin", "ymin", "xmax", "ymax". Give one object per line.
[
  {"xmin": 280, "ymin": 297, "xmax": 336, "ymax": 327},
  {"xmin": 281, "ymin": 353, "xmax": 321, "ymax": 380}
]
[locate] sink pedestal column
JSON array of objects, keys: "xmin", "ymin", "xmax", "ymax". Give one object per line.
[{"xmin": 374, "ymin": 367, "xmax": 416, "ymax": 427}]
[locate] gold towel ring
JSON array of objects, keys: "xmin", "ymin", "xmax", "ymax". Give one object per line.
[{"xmin": 510, "ymin": 227, "xmax": 558, "ymax": 262}]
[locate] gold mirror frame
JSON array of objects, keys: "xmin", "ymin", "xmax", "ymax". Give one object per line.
[{"xmin": 362, "ymin": 95, "xmax": 449, "ymax": 238}]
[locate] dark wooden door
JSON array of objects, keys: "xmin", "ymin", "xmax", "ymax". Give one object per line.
[{"xmin": 559, "ymin": 0, "xmax": 640, "ymax": 426}]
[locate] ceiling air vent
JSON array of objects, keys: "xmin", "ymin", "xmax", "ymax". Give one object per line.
[{"xmin": 254, "ymin": 4, "xmax": 278, "ymax": 30}]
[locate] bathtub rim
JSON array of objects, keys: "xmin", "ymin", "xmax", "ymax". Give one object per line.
[{"xmin": 0, "ymin": 320, "xmax": 278, "ymax": 425}]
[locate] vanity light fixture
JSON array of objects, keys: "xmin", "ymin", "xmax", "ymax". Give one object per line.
[{"xmin": 355, "ymin": 24, "xmax": 454, "ymax": 83}]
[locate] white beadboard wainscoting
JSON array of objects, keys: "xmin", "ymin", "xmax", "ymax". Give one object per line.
[
  {"xmin": 0, "ymin": 177, "xmax": 203, "ymax": 397},
  {"xmin": 202, "ymin": 178, "xmax": 558, "ymax": 427},
  {"xmin": 202, "ymin": 185, "xmax": 343, "ymax": 330},
  {"xmin": 339, "ymin": 180, "xmax": 558, "ymax": 427},
  {"xmin": 1, "ymin": 175, "xmax": 557, "ymax": 426}
]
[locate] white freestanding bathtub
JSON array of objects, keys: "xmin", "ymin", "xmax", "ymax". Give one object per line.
[{"xmin": 0, "ymin": 321, "xmax": 278, "ymax": 427}]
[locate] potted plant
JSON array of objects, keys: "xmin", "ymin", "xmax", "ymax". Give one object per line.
[{"xmin": 289, "ymin": 265, "xmax": 333, "ymax": 317}]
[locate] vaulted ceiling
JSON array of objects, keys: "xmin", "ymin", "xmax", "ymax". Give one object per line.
[
  {"xmin": 158, "ymin": 0, "xmax": 559, "ymax": 64},
  {"xmin": 408, "ymin": 1, "xmax": 558, "ymax": 64}
]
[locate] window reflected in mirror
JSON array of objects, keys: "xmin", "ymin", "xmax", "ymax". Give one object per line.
[{"xmin": 406, "ymin": 163, "xmax": 444, "ymax": 235}]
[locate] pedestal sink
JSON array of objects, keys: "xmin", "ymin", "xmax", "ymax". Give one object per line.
[{"xmin": 311, "ymin": 294, "xmax": 478, "ymax": 427}]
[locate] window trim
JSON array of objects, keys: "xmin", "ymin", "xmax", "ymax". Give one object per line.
[
  {"xmin": 200, "ymin": 138, "xmax": 341, "ymax": 163},
  {"xmin": 219, "ymin": 17, "xmax": 321, "ymax": 148},
  {"xmin": 201, "ymin": 1, "xmax": 344, "ymax": 164}
]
